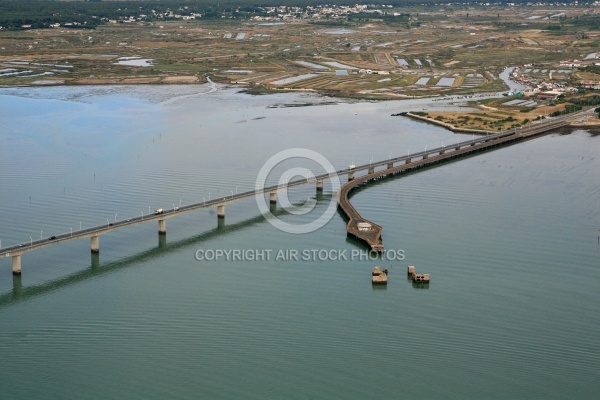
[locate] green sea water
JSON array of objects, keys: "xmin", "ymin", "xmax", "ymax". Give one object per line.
[{"xmin": 0, "ymin": 85, "xmax": 598, "ymax": 399}]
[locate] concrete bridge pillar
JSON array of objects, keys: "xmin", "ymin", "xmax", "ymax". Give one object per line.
[
  {"xmin": 423, "ymin": 153, "xmax": 429, "ymax": 159},
  {"xmin": 91, "ymin": 252, "xmax": 100, "ymax": 271},
  {"xmin": 455, "ymin": 146, "xmax": 461, "ymax": 151},
  {"xmin": 12, "ymin": 254, "xmax": 21, "ymax": 276},
  {"xmin": 368, "ymin": 167, "xmax": 375, "ymax": 174},
  {"xmin": 387, "ymin": 162, "xmax": 393, "ymax": 169},
  {"xmin": 12, "ymin": 274, "xmax": 22, "ymax": 299},
  {"xmin": 440, "ymin": 149, "xmax": 445, "ymax": 155},
  {"xmin": 269, "ymin": 192, "xmax": 277, "ymax": 204},
  {"xmin": 316, "ymin": 191, "xmax": 324, "ymax": 202},
  {"xmin": 158, "ymin": 219, "xmax": 166, "ymax": 234},
  {"xmin": 91, "ymin": 235, "xmax": 100, "ymax": 253},
  {"xmin": 316, "ymin": 179, "xmax": 323, "ymax": 192},
  {"xmin": 158, "ymin": 233, "xmax": 167, "ymax": 249},
  {"xmin": 405, "ymin": 158, "xmax": 411, "ymax": 164},
  {"xmin": 348, "ymin": 171, "xmax": 355, "ymax": 181},
  {"xmin": 217, "ymin": 204, "xmax": 225, "ymax": 218}
]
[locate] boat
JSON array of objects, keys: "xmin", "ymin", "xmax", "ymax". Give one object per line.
[{"xmin": 372, "ymin": 266, "xmax": 388, "ymax": 284}]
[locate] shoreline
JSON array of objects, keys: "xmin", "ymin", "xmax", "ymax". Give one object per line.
[
  {"xmin": 400, "ymin": 111, "xmax": 494, "ymax": 135},
  {"xmin": 3, "ymin": 79, "xmax": 598, "ymax": 130}
]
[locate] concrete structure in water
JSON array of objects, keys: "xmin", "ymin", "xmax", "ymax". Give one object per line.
[
  {"xmin": 1, "ymin": 170, "xmax": 336, "ymax": 276},
  {"xmin": 336, "ymin": 110, "xmax": 583, "ymax": 252},
  {"xmin": 372, "ymin": 266, "xmax": 388, "ymax": 284},
  {"xmin": 1, "ymin": 109, "xmax": 588, "ymax": 276},
  {"xmin": 91, "ymin": 235, "xmax": 100, "ymax": 253},
  {"xmin": 408, "ymin": 265, "xmax": 430, "ymax": 283}
]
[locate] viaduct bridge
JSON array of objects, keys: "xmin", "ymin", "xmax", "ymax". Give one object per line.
[{"xmin": 1, "ymin": 110, "xmax": 590, "ymax": 276}]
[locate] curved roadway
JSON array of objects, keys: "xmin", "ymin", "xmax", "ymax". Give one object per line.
[{"xmin": 337, "ymin": 110, "xmax": 588, "ymax": 251}]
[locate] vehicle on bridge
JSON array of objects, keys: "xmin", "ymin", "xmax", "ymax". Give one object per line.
[{"xmin": 154, "ymin": 209, "xmax": 164, "ymax": 215}]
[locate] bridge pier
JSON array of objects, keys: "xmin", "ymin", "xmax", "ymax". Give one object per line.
[
  {"xmin": 387, "ymin": 162, "xmax": 393, "ymax": 169},
  {"xmin": 405, "ymin": 158, "xmax": 411, "ymax": 164},
  {"xmin": 455, "ymin": 146, "xmax": 461, "ymax": 151},
  {"xmin": 217, "ymin": 204, "xmax": 225, "ymax": 218},
  {"xmin": 158, "ymin": 219, "xmax": 166, "ymax": 234},
  {"xmin": 12, "ymin": 254, "xmax": 21, "ymax": 276},
  {"xmin": 91, "ymin": 235, "xmax": 100, "ymax": 253},
  {"xmin": 316, "ymin": 179, "xmax": 323, "ymax": 192},
  {"xmin": 316, "ymin": 190, "xmax": 324, "ymax": 202},
  {"xmin": 269, "ymin": 192, "xmax": 277, "ymax": 204},
  {"xmin": 91, "ymin": 252, "xmax": 100, "ymax": 271},
  {"xmin": 368, "ymin": 167, "xmax": 375, "ymax": 174},
  {"xmin": 348, "ymin": 171, "xmax": 355, "ymax": 181},
  {"xmin": 12, "ymin": 274, "xmax": 22, "ymax": 299},
  {"xmin": 440, "ymin": 149, "xmax": 445, "ymax": 155},
  {"xmin": 423, "ymin": 153, "xmax": 429, "ymax": 159},
  {"xmin": 158, "ymin": 233, "xmax": 167, "ymax": 249}
]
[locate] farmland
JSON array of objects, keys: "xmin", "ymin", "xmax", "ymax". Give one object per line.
[{"xmin": 1, "ymin": 2, "xmax": 599, "ymax": 99}]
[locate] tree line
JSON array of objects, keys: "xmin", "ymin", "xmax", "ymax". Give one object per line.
[{"xmin": 0, "ymin": 0, "xmax": 593, "ymax": 30}]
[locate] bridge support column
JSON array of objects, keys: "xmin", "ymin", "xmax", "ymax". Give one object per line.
[
  {"xmin": 368, "ymin": 167, "xmax": 374, "ymax": 174},
  {"xmin": 455, "ymin": 146, "xmax": 461, "ymax": 151},
  {"xmin": 348, "ymin": 171, "xmax": 355, "ymax": 181},
  {"xmin": 158, "ymin": 219, "xmax": 166, "ymax": 234},
  {"xmin": 387, "ymin": 162, "xmax": 393, "ymax": 169},
  {"xmin": 405, "ymin": 158, "xmax": 411, "ymax": 164},
  {"xmin": 91, "ymin": 252, "xmax": 100, "ymax": 271},
  {"xmin": 217, "ymin": 204, "xmax": 225, "ymax": 218},
  {"xmin": 91, "ymin": 235, "xmax": 100, "ymax": 253},
  {"xmin": 158, "ymin": 233, "xmax": 167, "ymax": 249},
  {"xmin": 440, "ymin": 149, "xmax": 445, "ymax": 155},
  {"xmin": 12, "ymin": 254, "xmax": 21, "ymax": 276},
  {"xmin": 269, "ymin": 192, "xmax": 277, "ymax": 204},
  {"xmin": 12, "ymin": 274, "xmax": 22, "ymax": 299},
  {"xmin": 423, "ymin": 153, "xmax": 429, "ymax": 159},
  {"xmin": 316, "ymin": 179, "xmax": 323, "ymax": 192}
]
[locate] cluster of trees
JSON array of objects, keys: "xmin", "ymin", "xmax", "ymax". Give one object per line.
[
  {"xmin": 550, "ymin": 93, "xmax": 600, "ymax": 118},
  {"xmin": 569, "ymin": 95, "xmax": 600, "ymax": 107},
  {"xmin": 549, "ymin": 104, "xmax": 582, "ymax": 117},
  {"xmin": 0, "ymin": 1, "xmax": 106, "ymax": 29},
  {"xmin": 580, "ymin": 65, "xmax": 600, "ymax": 75}
]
